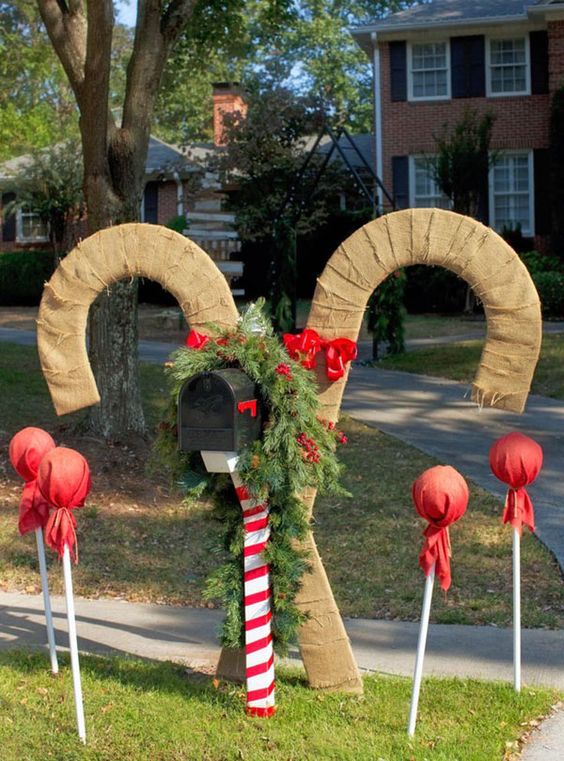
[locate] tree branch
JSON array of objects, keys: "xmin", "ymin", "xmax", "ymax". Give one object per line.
[
  {"xmin": 37, "ymin": 0, "xmax": 87, "ymax": 104},
  {"xmin": 161, "ymin": 0, "xmax": 197, "ymax": 46}
]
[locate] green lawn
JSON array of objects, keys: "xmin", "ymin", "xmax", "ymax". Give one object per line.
[
  {"xmin": 0, "ymin": 341, "xmax": 562, "ymax": 628},
  {"xmin": 378, "ymin": 334, "xmax": 564, "ymax": 400},
  {"xmin": 0, "ymin": 652, "xmax": 558, "ymax": 761}
]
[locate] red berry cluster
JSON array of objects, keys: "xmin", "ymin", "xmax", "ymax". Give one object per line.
[
  {"xmin": 275, "ymin": 363, "xmax": 293, "ymax": 380},
  {"xmin": 296, "ymin": 432, "xmax": 320, "ymax": 463},
  {"xmin": 318, "ymin": 418, "xmax": 348, "ymax": 445}
]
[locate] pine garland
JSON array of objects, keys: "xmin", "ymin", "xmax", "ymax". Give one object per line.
[{"xmin": 153, "ymin": 302, "xmax": 347, "ymax": 655}]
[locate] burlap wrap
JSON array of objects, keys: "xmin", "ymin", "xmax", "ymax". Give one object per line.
[
  {"xmin": 37, "ymin": 224, "xmax": 239, "ymax": 415},
  {"xmin": 293, "ymin": 208, "xmax": 541, "ymax": 694},
  {"xmin": 36, "ymin": 213, "xmax": 541, "ymax": 695}
]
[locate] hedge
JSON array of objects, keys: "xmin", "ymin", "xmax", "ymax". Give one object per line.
[
  {"xmin": 533, "ymin": 271, "xmax": 564, "ymax": 318},
  {"xmin": 0, "ymin": 250, "xmax": 55, "ymax": 305}
]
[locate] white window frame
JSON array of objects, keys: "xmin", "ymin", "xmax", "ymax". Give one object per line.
[
  {"xmin": 488, "ymin": 150, "xmax": 535, "ymax": 237},
  {"xmin": 15, "ymin": 208, "xmax": 49, "ymax": 243},
  {"xmin": 408, "ymin": 156, "xmax": 452, "ymax": 209},
  {"xmin": 407, "ymin": 40, "xmax": 451, "ymax": 102},
  {"xmin": 486, "ymin": 35, "xmax": 531, "ymax": 98}
]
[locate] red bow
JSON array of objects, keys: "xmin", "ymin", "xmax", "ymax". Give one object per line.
[
  {"xmin": 38, "ymin": 447, "xmax": 91, "ymax": 564},
  {"xmin": 503, "ymin": 488, "xmax": 535, "ymax": 535},
  {"xmin": 283, "ymin": 329, "xmax": 357, "ymax": 381},
  {"xmin": 185, "ymin": 329, "xmax": 210, "ymax": 350},
  {"xmin": 9, "ymin": 427, "xmax": 56, "ymax": 535}
]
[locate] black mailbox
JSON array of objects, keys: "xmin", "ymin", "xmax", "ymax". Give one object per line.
[{"xmin": 178, "ymin": 369, "xmax": 262, "ymax": 452}]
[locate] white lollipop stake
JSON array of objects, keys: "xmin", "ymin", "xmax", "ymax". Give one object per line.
[
  {"xmin": 408, "ymin": 562, "xmax": 435, "ymax": 737},
  {"xmin": 35, "ymin": 526, "xmax": 59, "ymax": 674},
  {"xmin": 38, "ymin": 445, "xmax": 91, "ymax": 744},
  {"xmin": 513, "ymin": 526, "xmax": 521, "ymax": 692},
  {"xmin": 62, "ymin": 542, "xmax": 86, "ymax": 743}
]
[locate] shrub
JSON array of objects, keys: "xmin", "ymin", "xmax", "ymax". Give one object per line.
[
  {"xmin": 0, "ymin": 250, "xmax": 55, "ymax": 305},
  {"xmin": 520, "ymin": 250, "xmax": 563, "ymax": 277},
  {"xmin": 404, "ymin": 265, "xmax": 468, "ymax": 314},
  {"xmin": 532, "ymin": 271, "xmax": 564, "ymax": 317}
]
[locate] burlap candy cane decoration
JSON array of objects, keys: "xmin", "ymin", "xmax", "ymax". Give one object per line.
[
  {"xmin": 37, "ymin": 213, "xmax": 541, "ymax": 695},
  {"xmin": 292, "ymin": 208, "xmax": 541, "ymax": 694}
]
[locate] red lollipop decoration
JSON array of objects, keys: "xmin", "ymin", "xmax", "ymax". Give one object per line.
[
  {"xmin": 489, "ymin": 432, "xmax": 543, "ymax": 535},
  {"xmin": 9, "ymin": 427, "xmax": 56, "ymax": 534},
  {"xmin": 489, "ymin": 432, "xmax": 543, "ymax": 693},
  {"xmin": 38, "ymin": 447, "xmax": 91, "ymax": 563},
  {"xmin": 408, "ymin": 465, "xmax": 468, "ymax": 737},
  {"xmin": 412, "ymin": 465, "xmax": 469, "ymax": 591}
]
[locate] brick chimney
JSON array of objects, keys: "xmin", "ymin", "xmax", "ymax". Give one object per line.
[{"xmin": 212, "ymin": 82, "xmax": 248, "ymax": 146}]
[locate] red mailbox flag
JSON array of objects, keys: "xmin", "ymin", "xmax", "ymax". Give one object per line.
[
  {"xmin": 489, "ymin": 432, "xmax": 543, "ymax": 535},
  {"xmin": 412, "ymin": 465, "xmax": 469, "ymax": 591},
  {"xmin": 38, "ymin": 447, "xmax": 91, "ymax": 563},
  {"xmin": 9, "ymin": 427, "xmax": 56, "ymax": 535}
]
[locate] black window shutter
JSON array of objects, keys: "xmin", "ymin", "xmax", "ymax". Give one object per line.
[
  {"xmin": 143, "ymin": 182, "xmax": 159, "ymax": 224},
  {"xmin": 1, "ymin": 192, "xmax": 16, "ymax": 242},
  {"xmin": 477, "ymin": 165, "xmax": 489, "ymax": 225},
  {"xmin": 390, "ymin": 41, "xmax": 407, "ymax": 102},
  {"xmin": 392, "ymin": 156, "xmax": 409, "ymax": 209},
  {"xmin": 451, "ymin": 36, "xmax": 485, "ymax": 98},
  {"xmin": 534, "ymin": 148, "xmax": 550, "ymax": 236},
  {"xmin": 530, "ymin": 31, "xmax": 548, "ymax": 95}
]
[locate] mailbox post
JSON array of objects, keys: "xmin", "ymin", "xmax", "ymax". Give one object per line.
[{"xmin": 178, "ymin": 370, "xmax": 275, "ymax": 716}]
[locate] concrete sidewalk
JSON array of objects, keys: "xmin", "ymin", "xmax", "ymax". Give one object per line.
[{"xmin": 1, "ymin": 592, "xmax": 563, "ymax": 689}]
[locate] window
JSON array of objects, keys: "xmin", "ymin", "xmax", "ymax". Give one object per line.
[
  {"xmin": 487, "ymin": 37, "xmax": 529, "ymax": 96},
  {"xmin": 16, "ymin": 208, "xmax": 49, "ymax": 243},
  {"xmin": 409, "ymin": 157, "xmax": 451, "ymax": 209},
  {"xmin": 409, "ymin": 42, "xmax": 450, "ymax": 100},
  {"xmin": 489, "ymin": 152, "xmax": 534, "ymax": 236}
]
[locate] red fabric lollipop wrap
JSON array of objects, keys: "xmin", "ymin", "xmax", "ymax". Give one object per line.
[
  {"xmin": 412, "ymin": 465, "xmax": 469, "ymax": 591},
  {"xmin": 9, "ymin": 427, "xmax": 56, "ymax": 535},
  {"xmin": 38, "ymin": 447, "xmax": 91, "ymax": 563},
  {"xmin": 489, "ymin": 432, "xmax": 543, "ymax": 535}
]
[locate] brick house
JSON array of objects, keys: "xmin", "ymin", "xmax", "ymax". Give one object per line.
[
  {"xmin": 352, "ymin": 0, "xmax": 564, "ymax": 246},
  {"xmin": 0, "ymin": 83, "xmax": 246, "ymax": 286}
]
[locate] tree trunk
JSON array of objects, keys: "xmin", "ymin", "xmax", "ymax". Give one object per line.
[{"xmin": 81, "ymin": 130, "xmax": 147, "ymax": 440}]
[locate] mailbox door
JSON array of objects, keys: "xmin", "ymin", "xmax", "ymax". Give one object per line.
[{"xmin": 178, "ymin": 374, "xmax": 236, "ymax": 451}]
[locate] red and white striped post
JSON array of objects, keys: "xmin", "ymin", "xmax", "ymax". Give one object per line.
[
  {"xmin": 232, "ymin": 472, "xmax": 275, "ymax": 716},
  {"xmin": 201, "ymin": 451, "xmax": 275, "ymax": 717}
]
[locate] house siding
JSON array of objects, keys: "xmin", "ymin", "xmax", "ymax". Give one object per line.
[
  {"xmin": 548, "ymin": 20, "xmax": 564, "ymax": 93},
  {"xmin": 380, "ymin": 40, "xmax": 551, "ymax": 209}
]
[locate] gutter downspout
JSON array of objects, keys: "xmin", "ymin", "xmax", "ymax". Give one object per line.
[
  {"xmin": 371, "ymin": 32, "xmax": 384, "ymax": 215},
  {"xmin": 172, "ymin": 170, "xmax": 184, "ymax": 219}
]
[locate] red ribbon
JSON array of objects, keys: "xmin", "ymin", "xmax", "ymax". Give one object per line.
[
  {"xmin": 489, "ymin": 432, "xmax": 542, "ymax": 537},
  {"xmin": 283, "ymin": 329, "xmax": 357, "ymax": 381},
  {"xmin": 37, "ymin": 447, "xmax": 91, "ymax": 564},
  {"xmin": 412, "ymin": 465, "xmax": 469, "ymax": 591},
  {"xmin": 9, "ymin": 427, "xmax": 56, "ymax": 535},
  {"xmin": 185, "ymin": 329, "xmax": 210, "ymax": 350},
  {"xmin": 502, "ymin": 488, "xmax": 535, "ymax": 535}
]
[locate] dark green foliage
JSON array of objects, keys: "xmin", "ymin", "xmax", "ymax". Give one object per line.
[
  {"xmin": 165, "ymin": 215, "xmax": 187, "ymax": 234},
  {"xmin": 404, "ymin": 265, "xmax": 468, "ymax": 314},
  {"xmin": 520, "ymin": 250, "xmax": 563, "ymax": 276},
  {"xmin": 532, "ymin": 271, "xmax": 564, "ymax": 317},
  {"xmin": 0, "ymin": 249, "xmax": 54, "ymax": 305},
  {"xmin": 368, "ymin": 271, "xmax": 406, "ymax": 359},
  {"xmin": 433, "ymin": 108, "xmax": 495, "ymax": 217},
  {"xmin": 550, "ymin": 87, "xmax": 564, "ymax": 256},
  {"xmin": 152, "ymin": 302, "xmax": 346, "ymax": 654}
]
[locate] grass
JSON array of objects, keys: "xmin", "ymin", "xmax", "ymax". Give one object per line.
[
  {"xmin": 0, "ymin": 652, "xmax": 559, "ymax": 761},
  {"xmin": 1, "ymin": 342, "xmax": 563, "ymax": 628},
  {"xmin": 377, "ymin": 334, "xmax": 564, "ymax": 400}
]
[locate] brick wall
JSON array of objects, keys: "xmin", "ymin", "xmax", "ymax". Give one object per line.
[
  {"xmin": 548, "ymin": 21, "xmax": 564, "ymax": 93},
  {"xmin": 157, "ymin": 181, "xmax": 180, "ymax": 225},
  {"xmin": 379, "ymin": 41, "xmax": 551, "ymax": 202}
]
